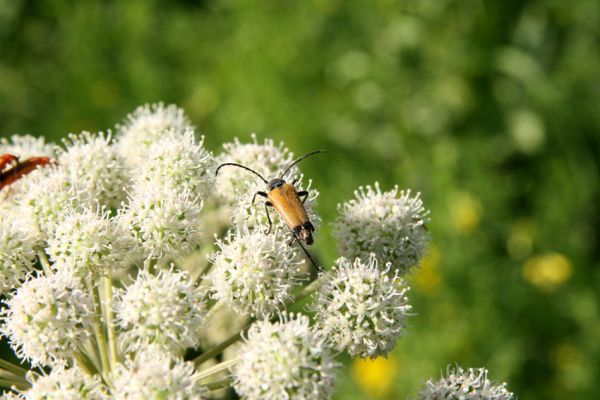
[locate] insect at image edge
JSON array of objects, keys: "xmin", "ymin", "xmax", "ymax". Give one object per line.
[
  {"xmin": 0, "ymin": 154, "xmax": 55, "ymax": 192},
  {"xmin": 215, "ymin": 150, "xmax": 326, "ymax": 271}
]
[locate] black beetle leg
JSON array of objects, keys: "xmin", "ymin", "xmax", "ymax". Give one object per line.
[
  {"xmin": 252, "ymin": 191, "xmax": 268, "ymax": 205},
  {"xmin": 296, "ymin": 190, "xmax": 309, "ymax": 204},
  {"xmin": 264, "ymin": 201, "xmax": 273, "ymax": 234}
]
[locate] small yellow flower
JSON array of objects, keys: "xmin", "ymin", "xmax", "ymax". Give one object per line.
[
  {"xmin": 414, "ymin": 245, "xmax": 442, "ymax": 295},
  {"xmin": 522, "ymin": 253, "xmax": 573, "ymax": 291},
  {"xmin": 450, "ymin": 192, "xmax": 482, "ymax": 234},
  {"xmin": 352, "ymin": 355, "xmax": 398, "ymax": 398}
]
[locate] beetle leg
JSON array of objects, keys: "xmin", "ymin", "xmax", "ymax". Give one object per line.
[
  {"xmin": 252, "ymin": 191, "xmax": 268, "ymax": 205},
  {"xmin": 296, "ymin": 190, "xmax": 309, "ymax": 204},
  {"xmin": 264, "ymin": 201, "xmax": 273, "ymax": 234}
]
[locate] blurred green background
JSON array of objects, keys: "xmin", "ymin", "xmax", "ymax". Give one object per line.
[{"xmin": 1, "ymin": 0, "xmax": 599, "ymax": 398}]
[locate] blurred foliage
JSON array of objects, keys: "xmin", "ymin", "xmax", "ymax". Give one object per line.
[{"xmin": 1, "ymin": 0, "xmax": 599, "ymax": 399}]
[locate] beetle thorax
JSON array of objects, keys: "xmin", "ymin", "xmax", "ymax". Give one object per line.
[{"xmin": 267, "ymin": 178, "xmax": 286, "ymax": 191}]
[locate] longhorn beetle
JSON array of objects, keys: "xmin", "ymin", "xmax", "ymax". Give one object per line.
[
  {"xmin": 215, "ymin": 150, "xmax": 326, "ymax": 269},
  {"xmin": 0, "ymin": 154, "xmax": 54, "ymax": 191}
]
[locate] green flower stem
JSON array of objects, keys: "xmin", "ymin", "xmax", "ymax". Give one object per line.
[
  {"xmin": 202, "ymin": 377, "xmax": 234, "ymax": 392},
  {"xmin": 201, "ymin": 301, "xmax": 224, "ymax": 327},
  {"xmin": 73, "ymin": 347, "xmax": 99, "ymax": 378},
  {"xmin": 193, "ymin": 320, "xmax": 253, "ymax": 367},
  {"xmin": 37, "ymin": 250, "xmax": 52, "ymax": 276},
  {"xmin": 193, "ymin": 358, "xmax": 238, "ymax": 382},
  {"xmin": 0, "ymin": 359, "xmax": 28, "ymax": 377},
  {"xmin": 103, "ymin": 271, "xmax": 119, "ymax": 371},
  {"xmin": 86, "ymin": 276, "xmax": 111, "ymax": 377},
  {"xmin": 292, "ymin": 272, "xmax": 327, "ymax": 304},
  {"xmin": 0, "ymin": 369, "xmax": 29, "ymax": 388},
  {"xmin": 0, "ymin": 376, "xmax": 30, "ymax": 391}
]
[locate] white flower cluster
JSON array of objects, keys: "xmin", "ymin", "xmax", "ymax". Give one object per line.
[
  {"xmin": 419, "ymin": 366, "xmax": 514, "ymax": 400},
  {"xmin": 0, "ymin": 217, "xmax": 41, "ymax": 293},
  {"xmin": 0, "ymin": 102, "xmax": 516, "ymax": 400},
  {"xmin": 0, "ymin": 272, "xmax": 94, "ymax": 367},
  {"xmin": 47, "ymin": 207, "xmax": 135, "ymax": 276},
  {"xmin": 209, "ymin": 226, "xmax": 307, "ymax": 318},
  {"xmin": 312, "ymin": 254, "xmax": 412, "ymax": 358},
  {"xmin": 233, "ymin": 314, "xmax": 338, "ymax": 400},
  {"xmin": 114, "ymin": 268, "xmax": 206, "ymax": 355},
  {"xmin": 116, "ymin": 102, "xmax": 193, "ymax": 167},
  {"xmin": 112, "ymin": 347, "xmax": 206, "ymax": 400},
  {"xmin": 334, "ymin": 182, "xmax": 430, "ymax": 275},
  {"xmin": 19, "ymin": 368, "xmax": 108, "ymax": 400}
]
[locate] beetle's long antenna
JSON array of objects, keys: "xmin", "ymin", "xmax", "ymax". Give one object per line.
[
  {"xmin": 296, "ymin": 240, "xmax": 323, "ymax": 273},
  {"xmin": 215, "ymin": 163, "xmax": 268, "ymax": 184},
  {"xmin": 279, "ymin": 150, "xmax": 327, "ymax": 179}
]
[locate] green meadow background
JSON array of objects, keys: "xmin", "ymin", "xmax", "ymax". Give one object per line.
[{"xmin": 1, "ymin": 1, "xmax": 599, "ymax": 399}]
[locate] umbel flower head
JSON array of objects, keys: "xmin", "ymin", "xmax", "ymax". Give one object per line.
[
  {"xmin": 0, "ymin": 134, "xmax": 57, "ymax": 160},
  {"xmin": 132, "ymin": 128, "xmax": 214, "ymax": 196},
  {"xmin": 118, "ymin": 184, "xmax": 203, "ymax": 260},
  {"xmin": 46, "ymin": 207, "xmax": 136, "ymax": 276},
  {"xmin": 116, "ymin": 102, "xmax": 193, "ymax": 167},
  {"xmin": 312, "ymin": 254, "xmax": 412, "ymax": 358},
  {"xmin": 233, "ymin": 313, "xmax": 338, "ymax": 400},
  {"xmin": 215, "ymin": 134, "xmax": 295, "ymax": 203},
  {"xmin": 112, "ymin": 346, "xmax": 206, "ymax": 400},
  {"xmin": 0, "ymin": 216, "xmax": 41, "ymax": 293},
  {"xmin": 0, "ymin": 271, "xmax": 94, "ymax": 367},
  {"xmin": 419, "ymin": 365, "xmax": 514, "ymax": 400},
  {"xmin": 59, "ymin": 131, "xmax": 129, "ymax": 209},
  {"xmin": 209, "ymin": 226, "xmax": 307, "ymax": 318},
  {"xmin": 17, "ymin": 367, "xmax": 108, "ymax": 400},
  {"xmin": 114, "ymin": 268, "xmax": 207, "ymax": 354},
  {"xmin": 334, "ymin": 182, "xmax": 430, "ymax": 275}
]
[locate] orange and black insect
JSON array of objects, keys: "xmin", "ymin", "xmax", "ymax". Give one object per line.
[
  {"xmin": 216, "ymin": 150, "xmax": 326, "ymax": 257},
  {"xmin": 0, "ymin": 154, "xmax": 54, "ymax": 191}
]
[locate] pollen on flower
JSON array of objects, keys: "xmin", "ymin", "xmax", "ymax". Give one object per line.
[
  {"xmin": 0, "ymin": 272, "xmax": 94, "ymax": 367},
  {"xmin": 419, "ymin": 365, "xmax": 514, "ymax": 400},
  {"xmin": 312, "ymin": 254, "xmax": 412, "ymax": 359},
  {"xmin": 334, "ymin": 182, "xmax": 430, "ymax": 275},
  {"xmin": 209, "ymin": 226, "xmax": 307, "ymax": 318},
  {"xmin": 233, "ymin": 314, "xmax": 338, "ymax": 400},
  {"xmin": 114, "ymin": 268, "xmax": 207, "ymax": 354}
]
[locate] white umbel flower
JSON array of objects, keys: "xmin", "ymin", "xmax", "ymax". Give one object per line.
[
  {"xmin": 312, "ymin": 254, "xmax": 412, "ymax": 358},
  {"xmin": 215, "ymin": 134, "xmax": 294, "ymax": 203},
  {"xmin": 133, "ymin": 128, "xmax": 213, "ymax": 196},
  {"xmin": 419, "ymin": 365, "xmax": 514, "ymax": 400},
  {"xmin": 12, "ymin": 164, "xmax": 77, "ymax": 237},
  {"xmin": 112, "ymin": 347, "xmax": 206, "ymax": 400},
  {"xmin": 21, "ymin": 367, "xmax": 108, "ymax": 400},
  {"xmin": 209, "ymin": 227, "xmax": 306, "ymax": 318},
  {"xmin": 334, "ymin": 182, "xmax": 430, "ymax": 275},
  {"xmin": 114, "ymin": 268, "xmax": 207, "ymax": 354},
  {"xmin": 0, "ymin": 134, "xmax": 57, "ymax": 159},
  {"xmin": 233, "ymin": 314, "xmax": 338, "ymax": 400},
  {"xmin": 118, "ymin": 184, "xmax": 203, "ymax": 260},
  {"xmin": 59, "ymin": 131, "xmax": 128, "ymax": 208},
  {"xmin": 116, "ymin": 103, "xmax": 193, "ymax": 167},
  {"xmin": 0, "ymin": 272, "xmax": 94, "ymax": 367},
  {"xmin": 46, "ymin": 207, "xmax": 136, "ymax": 276},
  {"xmin": 0, "ymin": 217, "xmax": 41, "ymax": 293}
]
